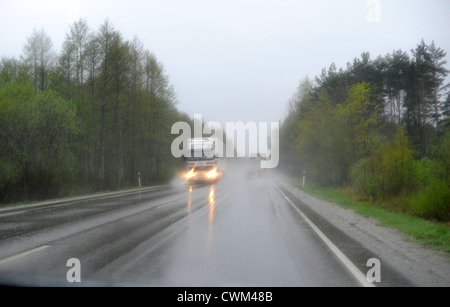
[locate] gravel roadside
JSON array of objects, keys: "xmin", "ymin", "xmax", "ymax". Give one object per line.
[{"xmin": 278, "ymin": 180, "xmax": 450, "ymax": 287}]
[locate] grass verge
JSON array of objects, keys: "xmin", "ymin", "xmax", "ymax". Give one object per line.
[{"xmin": 287, "ymin": 180, "xmax": 450, "ymax": 254}]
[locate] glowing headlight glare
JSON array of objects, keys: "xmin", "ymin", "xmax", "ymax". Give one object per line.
[
  {"xmin": 185, "ymin": 168, "xmax": 195, "ymax": 179},
  {"xmin": 207, "ymin": 168, "xmax": 217, "ymax": 179}
]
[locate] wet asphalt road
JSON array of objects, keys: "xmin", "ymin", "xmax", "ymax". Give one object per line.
[{"xmin": 0, "ymin": 175, "xmax": 367, "ymax": 287}]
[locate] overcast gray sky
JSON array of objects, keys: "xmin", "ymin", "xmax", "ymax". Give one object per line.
[{"xmin": 1, "ymin": 0, "xmax": 449, "ymax": 125}]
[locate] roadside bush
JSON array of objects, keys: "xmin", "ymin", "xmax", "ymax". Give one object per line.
[
  {"xmin": 407, "ymin": 143, "xmax": 450, "ymax": 222},
  {"xmin": 436, "ymin": 131, "xmax": 450, "ymax": 185},
  {"xmin": 412, "ymin": 158, "xmax": 444, "ymax": 188},
  {"xmin": 380, "ymin": 127, "xmax": 415, "ymax": 197},
  {"xmin": 351, "ymin": 158, "xmax": 379, "ymax": 200},
  {"xmin": 409, "ymin": 178, "xmax": 450, "ymax": 222},
  {"xmin": 351, "ymin": 127, "xmax": 414, "ymax": 200}
]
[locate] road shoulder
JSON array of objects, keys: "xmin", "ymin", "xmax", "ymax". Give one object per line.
[{"xmin": 278, "ymin": 180, "xmax": 450, "ymax": 287}]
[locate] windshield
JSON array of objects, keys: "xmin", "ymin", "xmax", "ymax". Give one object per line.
[
  {"xmin": 185, "ymin": 149, "xmax": 216, "ymax": 161},
  {"xmin": 0, "ymin": 0, "xmax": 449, "ymax": 292}
]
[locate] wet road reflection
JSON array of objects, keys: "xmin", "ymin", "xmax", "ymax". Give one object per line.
[
  {"xmin": 0, "ymin": 177, "xmax": 359, "ymax": 287},
  {"xmin": 207, "ymin": 185, "xmax": 216, "ymax": 260},
  {"xmin": 208, "ymin": 184, "xmax": 215, "ymax": 225},
  {"xmin": 187, "ymin": 185, "xmax": 193, "ymax": 215},
  {"xmin": 157, "ymin": 178, "xmax": 360, "ymax": 287}
]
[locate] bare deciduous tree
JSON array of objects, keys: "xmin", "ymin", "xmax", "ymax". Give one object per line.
[{"xmin": 22, "ymin": 28, "xmax": 55, "ymax": 93}]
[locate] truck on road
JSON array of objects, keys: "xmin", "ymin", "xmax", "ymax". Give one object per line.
[{"xmin": 183, "ymin": 138, "xmax": 225, "ymax": 183}]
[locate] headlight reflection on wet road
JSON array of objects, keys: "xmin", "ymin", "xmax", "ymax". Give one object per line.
[
  {"xmin": 208, "ymin": 185, "xmax": 215, "ymax": 225},
  {"xmin": 187, "ymin": 185, "xmax": 193, "ymax": 215},
  {"xmin": 207, "ymin": 184, "xmax": 216, "ymax": 261}
]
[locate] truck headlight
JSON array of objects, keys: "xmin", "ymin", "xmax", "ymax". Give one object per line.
[
  {"xmin": 207, "ymin": 168, "xmax": 217, "ymax": 179},
  {"xmin": 185, "ymin": 168, "xmax": 195, "ymax": 179}
]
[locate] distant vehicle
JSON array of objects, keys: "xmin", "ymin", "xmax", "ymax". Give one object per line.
[
  {"xmin": 244, "ymin": 168, "xmax": 260, "ymax": 179},
  {"xmin": 183, "ymin": 138, "xmax": 225, "ymax": 183}
]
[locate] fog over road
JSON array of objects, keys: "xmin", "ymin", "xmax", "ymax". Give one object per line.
[{"xmin": 0, "ymin": 172, "xmax": 436, "ymax": 287}]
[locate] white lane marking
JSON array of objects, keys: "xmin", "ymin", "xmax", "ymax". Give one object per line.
[
  {"xmin": 0, "ymin": 245, "xmax": 51, "ymax": 266},
  {"xmin": 272, "ymin": 183, "xmax": 375, "ymax": 287}
]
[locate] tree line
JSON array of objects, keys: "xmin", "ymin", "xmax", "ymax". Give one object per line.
[
  {"xmin": 280, "ymin": 40, "xmax": 450, "ymax": 221},
  {"xmin": 0, "ymin": 19, "xmax": 192, "ymax": 203}
]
